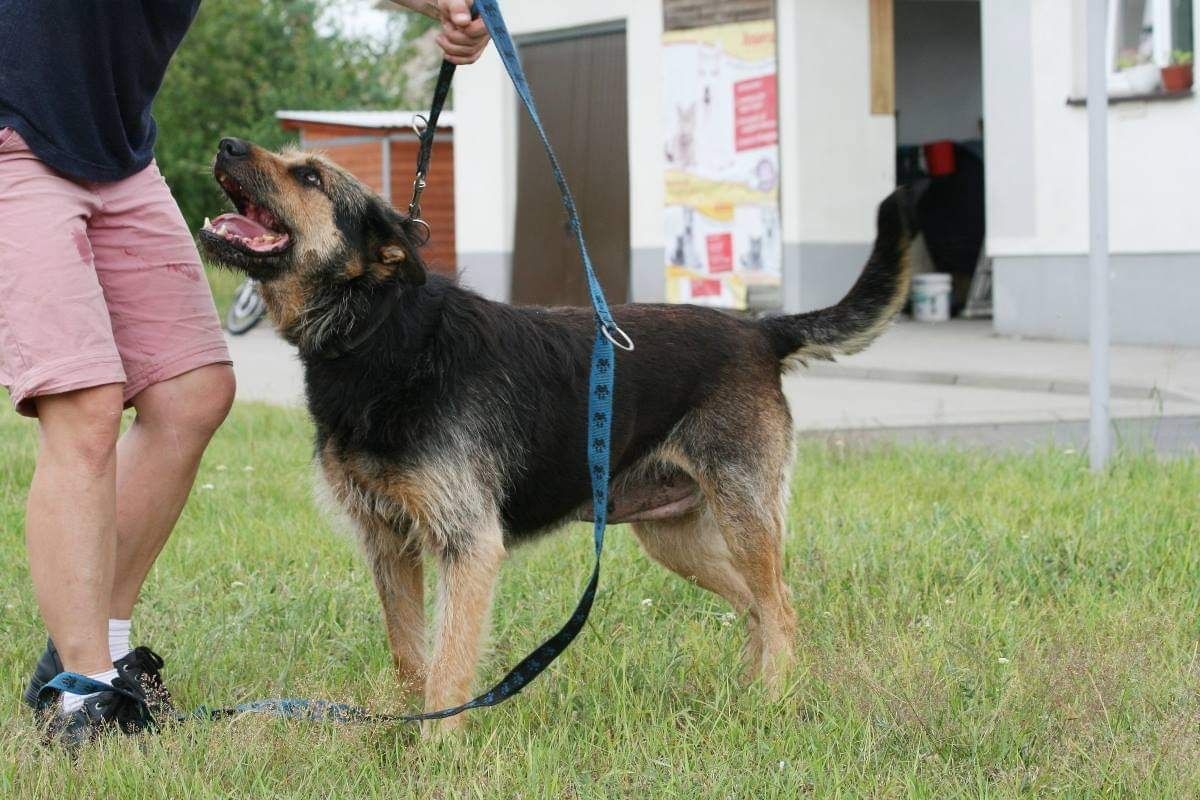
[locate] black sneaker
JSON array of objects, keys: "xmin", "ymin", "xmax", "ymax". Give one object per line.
[
  {"xmin": 23, "ymin": 640, "xmax": 178, "ymax": 721},
  {"xmin": 41, "ymin": 675, "xmax": 155, "ymax": 750},
  {"xmin": 114, "ymin": 646, "xmax": 177, "ymax": 720},
  {"xmin": 22, "ymin": 638, "xmax": 62, "ymax": 717}
]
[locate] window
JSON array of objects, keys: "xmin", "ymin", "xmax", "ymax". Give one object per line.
[{"xmin": 1109, "ymin": 0, "xmax": 1193, "ymax": 74}]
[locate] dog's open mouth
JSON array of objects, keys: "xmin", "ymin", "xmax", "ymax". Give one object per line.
[{"xmin": 202, "ymin": 172, "xmax": 292, "ymax": 255}]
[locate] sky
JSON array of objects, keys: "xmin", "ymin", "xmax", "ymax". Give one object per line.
[{"xmin": 318, "ymin": 0, "xmax": 399, "ymax": 42}]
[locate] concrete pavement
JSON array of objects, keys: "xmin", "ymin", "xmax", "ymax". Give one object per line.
[
  {"xmin": 225, "ymin": 317, "xmax": 1200, "ymax": 453},
  {"xmin": 782, "ymin": 319, "xmax": 1200, "ymax": 431},
  {"xmin": 228, "ymin": 326, "xmax": 304, "ymax": 407}
]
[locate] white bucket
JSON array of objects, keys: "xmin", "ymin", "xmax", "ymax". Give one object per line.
[{"xmin": 911, "ymin": 272, "xmax": 952, "ymax": 322}]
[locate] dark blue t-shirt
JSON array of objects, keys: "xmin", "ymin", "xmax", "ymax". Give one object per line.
[{"xmin": 0, "ymin": 1, "xmax": 201, "ymax": 182}]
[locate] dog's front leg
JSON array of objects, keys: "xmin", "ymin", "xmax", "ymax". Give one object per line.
[
  {"xmin": 365, "ymin": 533, "xmax": 426, "ymax": 698},
  {"xmin": 423, "ymin": 516, "xmax": 505, "ymax": 734}
]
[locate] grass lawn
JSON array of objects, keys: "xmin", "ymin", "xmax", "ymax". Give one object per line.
[
  {"xmin": 1, "ymin": 403, "xmax": 1198, "ymax": 798},
  {"xmin": 204, "ymin": 262, "xmax": 242, "ymax": 324}
]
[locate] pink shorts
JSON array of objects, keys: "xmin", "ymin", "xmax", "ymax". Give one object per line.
[{"xmin": 0, "ymin": 128, "xmax": 230, "ymax": 417}]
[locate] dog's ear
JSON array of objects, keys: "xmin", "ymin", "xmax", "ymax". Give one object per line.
[{"xmin": 364, "ymin": 199, "xmax": 426, "ymax": 286}]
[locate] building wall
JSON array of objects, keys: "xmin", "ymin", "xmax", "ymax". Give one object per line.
[
  {"xmin": 454, "ymin": 1, "xmax": 894, "ymax": 313},
  {"xmin": 983, "ymin": 0, "xmax": 1200, "ymax": 345},
  {"xmin": 452, "ymin": 1, "xmax": 661, "ymax": 302}
]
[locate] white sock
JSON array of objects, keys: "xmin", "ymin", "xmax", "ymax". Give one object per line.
[
  {"xmin": 60, "ymin": 668, "xmax": 119, "ymax": 716},
  {"xmin": 108, "ymin": 618, "xmax": 132, "ymax": 662}
]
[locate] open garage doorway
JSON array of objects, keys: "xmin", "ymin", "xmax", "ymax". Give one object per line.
[{"xmin": 894, "ymin": 0, "xmax": 988, "ymax": 318}]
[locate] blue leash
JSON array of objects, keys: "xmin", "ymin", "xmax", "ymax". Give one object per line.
[{"xmin": 42, "ymin": 0, "xmax": 633, "ymax": 727}]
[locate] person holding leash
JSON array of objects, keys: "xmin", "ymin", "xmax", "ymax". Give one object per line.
[{"xmin": 0, "ymin": 0, "xmax": 489, "ymax": 747}]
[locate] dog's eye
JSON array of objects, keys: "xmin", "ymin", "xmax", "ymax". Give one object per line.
[{"xmin": 294, "ymin": 166, "xmax": 322, "ymax": 189}]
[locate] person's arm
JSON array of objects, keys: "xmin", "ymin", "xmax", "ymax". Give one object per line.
[{"xmin": 385, "ymin": 0, "xmax": 491, "ymax": 65}]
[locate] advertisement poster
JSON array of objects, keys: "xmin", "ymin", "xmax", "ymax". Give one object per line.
[{"xmin": 663, "ymin": 19, "xmax": 781, "ymax": 310}]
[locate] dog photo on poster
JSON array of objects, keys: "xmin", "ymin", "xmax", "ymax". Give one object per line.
[{"xmin": 663, "ymin": 18, "xmax": 781, "ymax": 310}]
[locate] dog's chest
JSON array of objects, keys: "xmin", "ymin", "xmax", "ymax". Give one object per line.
[
  {"xmin": 317, "ymin": 447, "xmax": 410, "ymax": 534},
  {"xmin": 315, "ymin": 438, "xmax": 497, "ymax": 554}
]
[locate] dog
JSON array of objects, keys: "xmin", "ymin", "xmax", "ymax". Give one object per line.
[{"xmin": 199, "ymin": 137, "xmax": 915, "ymax": 732}]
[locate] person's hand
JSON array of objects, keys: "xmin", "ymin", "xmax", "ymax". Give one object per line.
[{"xmin": 435, "ymin": 0, "xmax": 490, "ymax": 65}]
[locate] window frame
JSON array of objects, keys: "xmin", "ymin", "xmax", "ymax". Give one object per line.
[{"xmin": 1107, "ymin": 0, "xmax": 1178, "ymax": 78}]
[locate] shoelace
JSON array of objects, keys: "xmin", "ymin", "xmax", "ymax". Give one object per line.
[
  {"xmin": 124, "ymin": 646, "xmax": 166, "ymax": 678},
  {"xmin": 93, "ymin": 677, "xmax": 155, "ymax": 733},
  {"xmin": 119, "ymin": 646, "xmax": 172, "ymax": 710}
]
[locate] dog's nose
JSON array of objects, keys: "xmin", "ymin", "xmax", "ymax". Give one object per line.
[{"xmin": 219, "ymin": 137, "xmax": 250, "ymax": 159}]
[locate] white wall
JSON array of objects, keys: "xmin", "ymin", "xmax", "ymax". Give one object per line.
[
  {"xmin": 894, "ymin": 0, "xmax": 983, "ymax": 145},
  {"xmin": 453, "ymin": 0, "xmax": 664, "ymax": 300},
  {"xmin": 780, "ymin": 0, "xmax": 897, "ymax": 245},
  {"xmin": 983, "ymin": 0, "xmax": 1200, "ymax": 257},
  {"xmin": 455, "ymin": 0, "xmax": 897, "ymax": 306}
]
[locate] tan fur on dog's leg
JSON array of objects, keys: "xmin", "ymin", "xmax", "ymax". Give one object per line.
[
  {"xmin": 677, "ymin": 395, "xmax": 798, "ymax": 693},
  {"xmin": 633, "ymin": 508, "xmax": 755, "ymax": 614},
  {"xmin": 423, "ymin": 519, "xmax": 505, "ymax": 735},
  {"xmin": 712, "ymin": 503, "xmax": 796, "ymax": 694},
  {"xmin": 360, "ymin": 523, "xmax": 426, "ymax": 697}
]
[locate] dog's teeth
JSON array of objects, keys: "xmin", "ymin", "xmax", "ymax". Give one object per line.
[{"xmin": 203, "ymin": 217, "xmax": 212, "ymax": 230}]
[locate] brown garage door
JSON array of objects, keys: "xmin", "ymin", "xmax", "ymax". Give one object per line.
[{"xmin": 512, "ymin": 24, "xmax": 630, "ymax": 307}]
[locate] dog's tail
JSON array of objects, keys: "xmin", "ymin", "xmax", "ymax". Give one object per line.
[{"xmin": 758, "ymin": 184, "xmax": 920, "ymax": 368}]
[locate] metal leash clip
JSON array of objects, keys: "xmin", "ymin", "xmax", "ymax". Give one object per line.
[
  {"xmin": 405, "ymin": 114, "xmax": 433, "ymax": 245},
  {"xmin": 406, "ymin": 173, "xmax": 431, "ymax": 245}
]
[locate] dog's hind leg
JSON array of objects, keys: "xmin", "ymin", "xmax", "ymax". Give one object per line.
[
  {"xmin": 637, "ymin": 501, "xmax": 794, "ymax": 690},
  {"xmin": 423, "ymin": 516, "xmax": 505, "ymax": 734},
  {"xmin": 360, "ymin": 522, "xmax": 426, "ymax": 698},
  {"xmin": 708, "ymin": 494, "xmax": 796, "ymax": 693},
  {"xmin": 632, "ymin": 509, "xmax": 755, "ymax": 618},
  {"xmin": 680, "ymin": 399, "xmax": 798, "ymax": 694}
]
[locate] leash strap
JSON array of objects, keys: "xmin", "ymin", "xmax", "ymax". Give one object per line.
[
  {"xmin": 44, "ymin": 0, "xmax": 628, "ymax": 729},
  {"xmin": 406, "ymin": 58, "xmax": 457, "ymax": 237}
]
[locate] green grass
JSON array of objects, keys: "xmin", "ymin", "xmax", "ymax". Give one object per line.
[
  {"xmin": 204, "ymin": 262, "xmax": 242, "ymax": 324},
  {"xmin": 1, "ymin": 404, "xmax": 1198, "ymax": 798}
]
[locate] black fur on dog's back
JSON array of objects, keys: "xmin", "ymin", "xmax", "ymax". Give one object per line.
[{"xmin": 303, "ymin": 276, "xmax": 767, "ymax": 542}]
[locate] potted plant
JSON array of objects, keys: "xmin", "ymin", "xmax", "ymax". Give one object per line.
[{"xmin": 1162, "ymin": 50, "xmax": 1194, "ymax": 93}]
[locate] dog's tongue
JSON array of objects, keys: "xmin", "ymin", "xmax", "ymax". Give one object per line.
[
  {"xmin": 204, "ymin": 213, "xmax": 289, "ymax": 253},
  {"xmin": 210, "ymin": 213, "xmax": 270, "ymax": 239}
]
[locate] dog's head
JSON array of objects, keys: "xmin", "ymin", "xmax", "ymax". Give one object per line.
[{"xmin": 198, "ymin": 137, "xmax": 426, "ymax": 289}]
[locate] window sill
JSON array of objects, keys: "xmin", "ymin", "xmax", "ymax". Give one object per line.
[{"xmin": 1066, "ymin": 88, "xmax": 1194, "ymax": 107}]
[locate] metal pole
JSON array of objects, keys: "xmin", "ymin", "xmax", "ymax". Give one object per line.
[{"xmin": 1087, "ymin": 0, "xmax": 1111, "ymax": 471}]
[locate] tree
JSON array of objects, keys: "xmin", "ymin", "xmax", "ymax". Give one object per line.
[{"xmin": 155, "ymin": 0, "xmax": 436, "ymax": 228}]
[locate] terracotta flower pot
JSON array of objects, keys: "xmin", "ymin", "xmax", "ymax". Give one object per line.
[{"xmin": 1161, "ymin": 64, "xmax": 1194, "ymax": 93}]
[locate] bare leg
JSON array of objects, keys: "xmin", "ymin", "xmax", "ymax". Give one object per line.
[
  {"xmin": 109, "ymin": 365, "xmax": 235, "ymax": 617},
  {"xmin": 26, "ymin": 385, "xmax": 124, "ymax": 676},
  {"xmin": 424, "ymin": 520, "xmax": 505, "ymax": 734}
]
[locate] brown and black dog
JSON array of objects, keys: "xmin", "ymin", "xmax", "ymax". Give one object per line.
[{"xmin": 199, "ymin": 137, "xmax": 915, "ymax": 732}]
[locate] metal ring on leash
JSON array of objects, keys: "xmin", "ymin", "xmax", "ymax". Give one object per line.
[
  {"xmin": 602, "ymin": 323, "xmax": 635, "ymax": 352},
  {"xmin": 411, "ymin": 114, "xmax": 429, "ymax": 138},
  {"xmin": 406, "ymin": 217, "xmax": 432, "ymax": 246}
]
